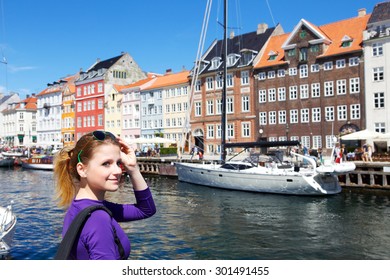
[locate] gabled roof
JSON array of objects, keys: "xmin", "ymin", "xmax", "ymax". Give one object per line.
[
  {"xmin": 368, "ymin": 1, "xmax": 390, "ymax": 24},
  {"xmin": 15, "ymin": 95, "xmax": 37, "ymax": 110},
  {"xmin": 143, "ymin": 70, "xmax": 190, "ymax": 90},
  {"xmin": 281, "ymin": 19, "xmax": 331, "ymax": 50},
  {"xmin": 87, "ymin": 54, "xmax": 124, "ymax": 73},
  {"xmin": 115, "ymin": 74, "xmax": 160, "ymax": 92},
  {"xmin": 37, "ymin": 74, "xmax": 78, "ymax": 96},
  {"xmin": 200, "ymin": 27, "xmax": 276, "ymax": 73},
  {"xmin": 255, "ymin": 14, "xmax": 370, "ymax": 69}
]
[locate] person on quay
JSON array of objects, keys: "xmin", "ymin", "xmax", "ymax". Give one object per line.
[{"xmin": 53, "ymin": 130, "xmax": 156, "ymax": 260}]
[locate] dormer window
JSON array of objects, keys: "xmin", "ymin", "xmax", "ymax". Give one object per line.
[
  {"xmin": 268, "ymin": 50, "xmax": 278, "ymax": 61},
  {"xmin": 287, "ymin": 48, "xmax": 296, "ymax": 57},
  {"xmin": 341, "ymin": 35, "xmax": 353, "ymax": 48},
  {"xmin": 227, "ymin": 54, "xmax": 239, "ymax": 67},
  {"xmin": 299, "ymin": 48, "xmax": 308, "ymax": 62},
  {"xmin": 210, "ymin": 57, "xmax": 222, "ymax": 70}
]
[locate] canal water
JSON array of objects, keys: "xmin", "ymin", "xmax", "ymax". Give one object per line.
[{"xmin": 1, "ymin": 167, "xmax": 390, "ymax": 260}]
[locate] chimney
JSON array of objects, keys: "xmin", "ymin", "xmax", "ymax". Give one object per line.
[
  {"xmin": 165, "ymin": 69, "xmax": 172, "ymax": 74},
  {"xmin": 32, "ymin": 93, "xmax": 36, "ymax": 97},
  {"xmin": 257, "ymin": 23, "xmax": 268, "ymax": 34},
  {"xmin": 230, "ymin": 30, "xmax": 235, "ymax": 39},
  {"xmin": 358, "ymin": 8, "xmax": 366, "ymax": 17}
]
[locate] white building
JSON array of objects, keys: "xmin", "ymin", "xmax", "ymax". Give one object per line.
[{"xmin": 363, "ymin": 2, "xmax": 390, "ymax": 150}]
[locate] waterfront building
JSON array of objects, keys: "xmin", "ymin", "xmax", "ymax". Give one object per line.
[
  {"xmin": 0, "ymin": 92, "xmax": 21, "ymax": 145},
  {"xmin": 74, "ymin": 52, "xmax": 146, "ymax": 140},
  {"xmin": 36, "ymin": 80, "xmax": 68, "ymax": 144},
  {"xmin": 363, "ymin": 1, "xmax": 390, "ymax": 151},
  {"xmin": 104, "ymin": 84, "xmax": 123, "ymax": 137},
  {"xmin": 60, "ymin": 74, "xmax": 78, "ymax": 147},
  {"xmin": 189, "ymin": 23, "xmax": 281, "ymax": 155},
  {"xmin": 1, "ymin": 94, "xmax": 37, "ymax": 146},
  {"xmin": 119, "ymin": 74, "xmax": 158, "ymax": 143},
  {"xmin": 253, "ymin": 10, "xmax": 370, "ymax": 155},
  {"xmin": 139, "ymin": 70, "xmax": 190, "ymax": 148}
]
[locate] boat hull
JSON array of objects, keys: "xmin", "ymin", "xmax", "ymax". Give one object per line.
[
  {"xmin": 175, "ymin": 162, "xmax": 341, "ymax": 195},
  {"xmin": 0, "ymin": 158, "xmax": 15, "ymax": 168},
  {"xmin": 0, "ymin": 205, "xmax": 17, "ymax": 258},
  {"xmin": 22, "ymin": 162, "xmax": 53, "ymax": 170}
]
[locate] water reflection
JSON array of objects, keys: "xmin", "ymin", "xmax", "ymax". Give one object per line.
[{"xmin": 1, "ymin": 168, "xmax": 390, "ymax": 260}]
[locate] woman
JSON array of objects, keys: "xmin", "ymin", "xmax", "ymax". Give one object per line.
[{"xmin": 54, "ymin": 130, "xmax": 156, "ymax": 260}]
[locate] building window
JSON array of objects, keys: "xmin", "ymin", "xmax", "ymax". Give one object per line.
[
  {"xmin": 269, "ymin": 111, "xmax": 276, "ymax": 124},
  {"xmin": 206, "ymin": 100, "xmax": 214, "ymax": 115},
  {"xmin": 195, "ymin": 102, "xmax": 201, "ymax": 116},
  {"xmin": 287, "ymin": 48, "xmax": 296, "ymax": 57},
  {"xmin": 227, "ymin": 73, "xmax": 234, "ymax": 87},
  {"xmin": 312, "ymin": 107, "xmax": 321, "ymax": 122},
  {"xmin": 278, "ymin": 110, "xmax": 286, "ymax": 124},
  {"xmin": 289, "ymin": 86, "xmax": 298, "ymax": 100},
  {"xmin": 350, "ymin": 78, "xmax": 360, "ymax": 93},
  {"xmin": 258, "ymin": 72, "xmax": 266, "ymax": 80},
  {"xmin": 311, "ymin": 83, "xmax": 320, "ymax": 98},
  {"xmin": 300, "ymin": 84, "xmax": 309, "ymax": 99},
  {"xmin": 325, "ymin": 106, "xmax": 334, "ymax": 121},
  {"xmin": 374, "ymin": 92, "xmax": 385, "ymax": 109},
  {"xmin": 301, "ymin": 108, "xmax": 309, "ymax": 123},
  {"xmin": 337, "ymin": 105, "xmax": 347, "ymax": 120},
  {"xmin": 324, "ymin": 62, "xmax": 333, "ymax": 71},
  {"xmin": 206, "ymin": 77, "xmax": 214, "ymax": 90},
  {"xmin": 268, "ymin": 88, "xmax": 276, "ymax": 102},
  {"xmin": 242, "ymin": 122, "xmax": 250, "ymax": 137},
  {"xmin": 350, "ymin": 104, "xmax": 360, "ymax": 120},
  {"xmin": 277, "ymin": 69, "xmax": 285, "ymax": 77},
  {"xmin": 299, "ymin": 48, "xmax": 308, "ymax": 62},
  {"xmin": 373, "ymin": 67, "xmax": 384, "ymax": 82},
  {"xmin": 311, "ymin": 64, "xmax": 320, "ymax": 72},
  {"xmin": 241, "ymin": 71, "xmax": 249, "ymax": 85},
  {"xmin": 349, "ymin": 57, "xmax": 359, "ymax": 66},
  {"xmin": 290, "ymin": 109, "xmax": 298, "ymax": 123},
  {"xmin": 299, "ymin": 64, "xmax": 308, "ymax": 78},
  {"xmin": 337, "ymin": 80, "xmax": 346, "ymax": 95},
  {"xmin": 207, "ymin": 125, "xmax": 214, "ymax": 138},
  {"xmin": 288, "ymin": 68, "xmax": 297, "ymax": 76},
  {"xmin": 227, "ymin": 97, "xmax": 234, "ymax": 113},
  {"xmin": 259, "ymin": 112, "xmax": 267, "ymax": 125},
  {"xmin": 259, "ymin": 90, "xmax": 266, "ymax": 103},
  {"xmin": 336, "ymin": 59, "xmax": 346, "ymax": 69},
  {"xmin": 216, "ymin": 75, "xmax": 223, "ymax": 89},
  {"xmin": 375, "ymin": 122, "xmax": 386, "ymax": 133},
  {"xmin": 267, "ymin": 71, "xmax": 275, "ymax": 79},
  {"xmin": 241, "ymin": 96, "xmax": 250, "ymax": 112},
  {"xmin": 324, "ymin": 81, "xmax": 334, "ymax": 96},
  {"xmin": 278, "ymin": 87, "xmax": 286, "ymax": 101},
  {"xmin": 372, "ymin": 43, "xmax": 383, "ymax": 57}
]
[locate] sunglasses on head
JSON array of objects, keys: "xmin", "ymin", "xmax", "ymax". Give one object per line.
[{"xmin": 77, "ymin": 130, "xmax": 117, "ymax": 163}]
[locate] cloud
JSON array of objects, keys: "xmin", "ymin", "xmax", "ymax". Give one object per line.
[{"xmin": 7, "ymin": 65, "xmax": 37, "ymax": 73}]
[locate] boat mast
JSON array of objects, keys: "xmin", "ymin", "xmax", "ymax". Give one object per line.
[{"xmin": 221, "ymin": 0, "xmax": 227, "ymax": 162}]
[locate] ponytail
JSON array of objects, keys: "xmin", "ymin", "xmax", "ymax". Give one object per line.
[{"xmin": 54, "ymin": 145, "xmax": 79, "ymax": 208}]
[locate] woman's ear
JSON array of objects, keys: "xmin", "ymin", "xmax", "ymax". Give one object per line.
[{"xmin": 76, "ymin": 162, "xmax": 88, "ymax": 178}]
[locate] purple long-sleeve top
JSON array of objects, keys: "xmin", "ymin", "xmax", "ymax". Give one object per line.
[{"xmin": 62, "ymin": 187, "xmax": 156, "ymax": 260}]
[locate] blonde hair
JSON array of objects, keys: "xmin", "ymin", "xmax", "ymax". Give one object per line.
[{"xmin": 53, "ymin": 131, "xmax": 120, "ymax": 208}]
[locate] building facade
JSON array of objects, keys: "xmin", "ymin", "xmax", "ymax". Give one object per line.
[{"xmin": 254, "ymin": 10, "xmax": 370, "ymax": 155}]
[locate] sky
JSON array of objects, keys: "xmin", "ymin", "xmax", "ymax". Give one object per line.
[{"xmin": 0, "ymin": 0, "xmax": 382, "ymax": 99}]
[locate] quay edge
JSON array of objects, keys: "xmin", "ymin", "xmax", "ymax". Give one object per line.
[{"xmin": 136, "ymin": 157, "xmax": 390, "ymax": 191}]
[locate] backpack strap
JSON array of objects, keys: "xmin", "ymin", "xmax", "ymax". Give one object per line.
[{"xmin": 54, "ymin": 205, "xmax": 126, "ymax": 260}]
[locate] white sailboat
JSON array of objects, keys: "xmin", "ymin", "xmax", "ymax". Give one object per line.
[{"xmin": 175, "ymin": 0, "xmax": 342, "ymax": 195}]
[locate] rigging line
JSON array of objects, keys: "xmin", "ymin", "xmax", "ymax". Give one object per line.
[{"xmin": 180, "ymin": 0, "xmax": 213, "ymax": 155}]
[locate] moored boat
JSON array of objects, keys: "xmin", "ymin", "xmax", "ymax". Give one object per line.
[
  {"xmin": 0, "ymin": 157, "xmax": 15, "ymax": 168},
  {"xmin": 21, "ymin": 155, "xmax": 54, "ymax": 170},
  {"xmin": 0, "ymin": 202, "xmax": 17, "ymax": 259}
]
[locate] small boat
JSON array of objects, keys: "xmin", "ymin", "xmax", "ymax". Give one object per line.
[
  {"xmin": 21, "ymin": 155, "xmax": 54, "ymax": 170},
  {"xmin": 0, "ymin": 202, "xmax": 17, "ymax": 259},
  {"xmin": 1, "ymin": 151, "xmax": 23, "ymax": 157},
  {"xmin": 0, "ymin": 157, "xmax": 15, "ymax": 168}
]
